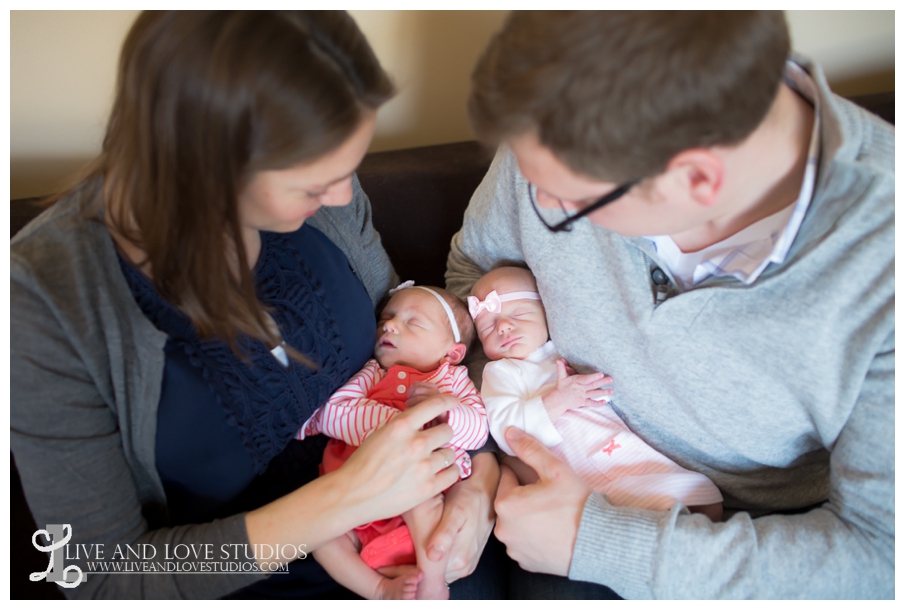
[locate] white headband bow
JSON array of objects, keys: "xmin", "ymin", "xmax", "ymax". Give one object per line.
[
  {"xmin": 467, "ymin": 290, "xmax": 541, "ymax": 320},
  {"xmin": 388, "ymin": 280, "xmax": 461, "ymax": 343}
]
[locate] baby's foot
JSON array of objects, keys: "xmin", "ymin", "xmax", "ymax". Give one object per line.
[
  {"xmin": 374, "ymin": 565, "xmax": 422, "ymax": 600},
  {"xmin": 416, "ymin": 573, "xmax": 450, "ymax": 600}
]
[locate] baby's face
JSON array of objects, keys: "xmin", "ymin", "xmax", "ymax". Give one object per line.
[
  {"xmin": 374, "ymin": 289, "xmax": 455, "ymax": 371},
  {"xmin": 471, "ymin": 269, "xmax": 549, "ymax": 361}
]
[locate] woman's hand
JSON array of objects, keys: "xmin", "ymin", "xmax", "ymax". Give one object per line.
[
  {"xmin": 339, "ymin": 394, "xmax": 462, "ymax": 526},
  {"xmin": 427, "ymin": 452, "xmax": 500, "ymax": 583},
  {"xmin": 246, "ymin": 394, "xmax": 460, "ymax": 564}
]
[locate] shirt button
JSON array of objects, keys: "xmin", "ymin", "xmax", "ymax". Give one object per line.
[
  {"xmin": 651, "ymin": 267, "xmax": 669, "ymax": 286},
  {"xmin": 396, "ymin": 384, "xmax": 407, "ymax": 394},
  {"xmin": 397, "ymin": 371, "xmax": 407, "ymax": 379}
]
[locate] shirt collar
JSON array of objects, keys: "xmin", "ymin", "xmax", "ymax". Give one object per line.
[
  {"xmin": 524, "ymin": 340, "xmax": 557, "ymax": 364},
  {"xmin": 645, "ymin": 60, "xmax": 822, "ymax": 288}
]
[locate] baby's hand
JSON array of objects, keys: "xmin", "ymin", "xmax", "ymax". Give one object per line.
[
  {"xmin": 542, "ymin": 359, "xmax": 613, "ymax": 421},
  {"xmin": 406, "ymin": 382, "xmax": 441, "ymax": 408},
  {"xmin": 407, "ymin": 383, "xmax": 455, "ymax": 429}
]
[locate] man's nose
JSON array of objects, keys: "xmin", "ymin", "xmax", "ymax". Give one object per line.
[{"xmin": 534, "ymin": 188, "xmax": 563, "ymax": 210}]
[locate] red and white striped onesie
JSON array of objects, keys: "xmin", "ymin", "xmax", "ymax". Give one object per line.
[
  {"xmin": 297, "ymin": 359, "xmax": 488, "ymax": 569},
  {"xmin": 299, "ymin": 359, "xmax": 488, "ymax": 477}
]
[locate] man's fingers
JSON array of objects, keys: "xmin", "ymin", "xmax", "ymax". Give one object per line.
[
  {"xmin": 496, "ymin": 463, "xmax": 520, "ymax": 501},
  {"xmin": 427, "ymin": 502, "xmax": 464, "ymax": 562},
  {"xmin": 503, "ymin": 427, "xmax": 560, "ymax": 480}
]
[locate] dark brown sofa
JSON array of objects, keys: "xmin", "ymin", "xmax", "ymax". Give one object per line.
[{"xmin": 10, "ymin": 91, "xmax": 893, "ymax": 599}]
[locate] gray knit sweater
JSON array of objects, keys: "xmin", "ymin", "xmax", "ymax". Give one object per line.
[
  {"xmin": 10, "ymin": 177, "xmax": 396, "ymax": 599},
  {"xmin": 446, "ymin": 57, "xmax": 893, "ymax": 598}
]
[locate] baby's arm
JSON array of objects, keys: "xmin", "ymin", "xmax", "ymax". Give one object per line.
[
  {"xmin": 541, "ymin": 359, "xmax": 613, "ymax": 421},
  {"xmin": 408, "ymin": 368, "xmax": 489, "ymax": 478},
  {"xmin": 444, "ymin": 366, "xmax": 490, "ymax": 453},
  {"xmin": 480, "ymin": 359, "xmax": 565, "ymax": 455},
  {"xmin": 298, "ymin": 359, "xmax": 400, "ymax": 446}
]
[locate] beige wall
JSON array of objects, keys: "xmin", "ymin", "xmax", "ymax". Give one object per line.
[{"xmin": 10, "ymin": 10, "xmax": 895, "ymax": 199}]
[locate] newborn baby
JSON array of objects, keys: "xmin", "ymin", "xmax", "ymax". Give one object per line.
[{"xmin": 470, "ymin": 266, "xmax": 722, "ymax": 520}]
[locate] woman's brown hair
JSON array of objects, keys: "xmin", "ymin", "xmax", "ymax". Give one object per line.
[{"xmin": 58, "ymin": 11, "xmax": 394, "ymax": 358}]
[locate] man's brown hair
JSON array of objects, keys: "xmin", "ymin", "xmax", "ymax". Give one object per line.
[
  {"xmin": 55, "ymin": 11, "xmax": 394, "ymax": 360},
  {"xmin": 469, "ymin": 11, "xmax": 790, "ymax": 182}
]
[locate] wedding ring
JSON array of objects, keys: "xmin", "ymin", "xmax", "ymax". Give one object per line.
[{"xmin": 444, "ymin": 456, "xmax": 451, "ymax": 469}]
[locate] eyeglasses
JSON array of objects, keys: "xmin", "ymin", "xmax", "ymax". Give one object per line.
[{"xmin": 528, "ymin": 179, "xmax": 638, "ymax": 233}]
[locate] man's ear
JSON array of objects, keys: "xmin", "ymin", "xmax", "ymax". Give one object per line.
[
  {"xmin": 665, "ymin": 149, "xmax": 724, "ymax": 207},
  {"xmin": 445, "ymin": 342, "xmax": 468, "ymax": 365}
]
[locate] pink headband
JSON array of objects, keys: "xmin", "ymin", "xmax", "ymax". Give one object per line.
[{"xmin": 467, "ymin": 290, "xmax": 541, "ymax": 320}]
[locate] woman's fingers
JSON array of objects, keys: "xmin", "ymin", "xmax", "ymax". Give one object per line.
[{"xmin": 431, "ymin": 447, "xmax": 459, "ymax": 474}]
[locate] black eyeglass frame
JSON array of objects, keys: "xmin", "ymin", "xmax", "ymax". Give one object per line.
[{"xmin": 528, "ymin": 179, "xmax": 639, "ymax": 233}]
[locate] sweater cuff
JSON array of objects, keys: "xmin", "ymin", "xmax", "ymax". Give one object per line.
[
  {"xmin": 568, "ymin": 492, "xmax": 660, "ymax": 599},
  {"xmin": 180, "ymin": 513, "xmax": 269, "ymax": 599}
]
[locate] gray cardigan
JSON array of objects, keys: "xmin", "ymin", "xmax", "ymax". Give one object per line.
[
  {"xmin": 10, "ymin": 177, "xmax": 396, "ymax": 599},
  {"xmin": 446, "ymin": 56, "xmax": 894, "ymax": 598}
]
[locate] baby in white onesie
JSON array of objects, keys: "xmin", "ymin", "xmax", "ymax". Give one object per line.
[{"xmin": 469, "ymin": 266, "xmax": 723, "ymax": 520}]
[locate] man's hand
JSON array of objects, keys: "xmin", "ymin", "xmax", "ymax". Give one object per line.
[
  {"xmin": 494, "ymin": 427, "xmax": 592, "ymax": 576},
  {"xmin": 426, "ymin": 453, "xmax": 500, "ymax": 583},
  {"xmin": 542, "ymin": 359, "xmax": 613, "ymax": 421}
]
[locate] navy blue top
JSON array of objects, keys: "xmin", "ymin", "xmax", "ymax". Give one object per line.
[{"xmin": 118, "ymin": 225, "xmax": 375, "ymax": 528}]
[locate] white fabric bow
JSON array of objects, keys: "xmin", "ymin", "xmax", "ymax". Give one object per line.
[{"xmin": 388, "ymin": 280, "xmax": 415, "ymax": 295}]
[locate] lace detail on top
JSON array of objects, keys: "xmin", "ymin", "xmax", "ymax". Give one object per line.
[{"xmin": 118, "ymin": 229, "xmax": 353, "ymax": 474}]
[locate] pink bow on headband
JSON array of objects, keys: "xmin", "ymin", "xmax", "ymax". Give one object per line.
[
  {"xmin": 467, "ymin": 290, "xmax": 542, "ymax": 320},
  {"xmin": 467, "ymin": 291, "xmax": 503, "ymax": 319}
]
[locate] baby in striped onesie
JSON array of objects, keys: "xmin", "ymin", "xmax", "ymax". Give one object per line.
[
  {"xmin": 298, "ymin": 281, "xmax": 487, "ymax": 600},
  {"xmin": 470, "ymin": 266, "xmax": 722, "ymax": 520}
]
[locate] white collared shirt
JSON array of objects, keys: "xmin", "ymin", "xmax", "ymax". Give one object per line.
[{"xmin": 646, "ymin": 61, "xmax": 822, "ymax": 290}]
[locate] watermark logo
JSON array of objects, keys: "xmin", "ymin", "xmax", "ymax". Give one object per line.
[
  {"xmin": 31, "ymin": 524, "xmax": 85, "ymax": 588},
  {"xmin": 31, "ymin": 524, "xmax": 303, "ymax": 589}
]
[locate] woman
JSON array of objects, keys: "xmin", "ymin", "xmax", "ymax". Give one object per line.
[{"xmin": 11, "ymin": 11, "xmax": 500, "ymax": 599}]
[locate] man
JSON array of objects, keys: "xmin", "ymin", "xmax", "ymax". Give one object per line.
[{"xmin": 446, "ymin": 11, "xmax": 893, "ymax": 598}]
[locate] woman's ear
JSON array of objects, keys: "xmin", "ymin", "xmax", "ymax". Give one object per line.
[
  {"xmin": 665, "ymin": 149, "xmax": 724, "ymax": 207},
  {"xmin": 445, "ymin": 343, "xmax": 468, "ymax": 365}
]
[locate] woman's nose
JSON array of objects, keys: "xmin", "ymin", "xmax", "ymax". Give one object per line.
[{"xmin": 317, "ymin": 178, "xmax": 354, "ymax": 207}]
